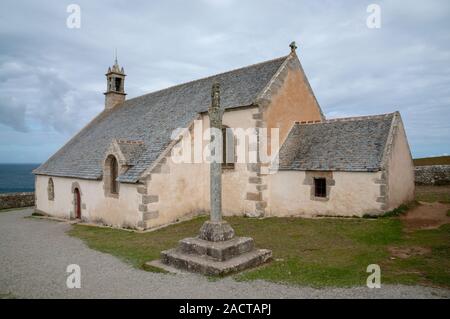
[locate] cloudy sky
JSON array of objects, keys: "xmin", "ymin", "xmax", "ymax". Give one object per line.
[{"xmin": 0, "ymin": 0, "xmax": 449, "ymax": 163}]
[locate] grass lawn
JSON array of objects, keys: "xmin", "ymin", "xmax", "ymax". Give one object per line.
[
  {"xmin": 415, "ymin": 185, "xmax": 450, "ymax": 204},
  {"xmin": 68, "ymin": 186, "xmax": 450, "ymax": 288}
]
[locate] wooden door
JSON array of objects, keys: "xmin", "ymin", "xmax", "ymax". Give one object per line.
[{"xmin": 74, "ymin": 188, "xmax": 81, "ymax": 219}]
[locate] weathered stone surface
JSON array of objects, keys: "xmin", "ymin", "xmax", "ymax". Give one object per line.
[
  {"xmin": 142, "ymin": 195, "xmax": 158, "ymax": 204},
  {"xmin": 247, "ymin": 163, "xmax": 261, "ymax": 173},
  {"xmin": 255, "ymin": 201, "xmax": 267, "ymax": 210},
  {"xmin": 376, "ymin": 196, "xmax": 386, "ymax": 203},
  {"xmin": 161, "ymin": 248, "xmax": 272, "ymax": 276},
  {"xmin": 143, "ymin": 211, "xmax": 158, "ymax": 220},
  {"xmin": 379, "ymin": 184, "xmax": 387, "ymax": 196},
  {"xmin": 209, "ymin": 83, "xmax": 223, "ymax": 223},
  {"xmin": 246, "ymin": 192, "xmax": 262, "ymax": 201},
  {"xmin": 137, "ymin": 186, "xmax": 147, "ymax": 195},
  {"xmin": 254, "ymin": 120, "xmax": 264, "ymax": 128},
  {"xmin": 151, "ymin": 163, "xmax": 170, "ymax": 174},
  {"xmin": 415, "ymin": 165, "xmax": 450, "ymax": 185},
  {"xmin": 179, "ymin": 237, "xmax": 254, "ymax": 261},
  {"xmin": 0, "ymin": 192, "xmax": 35, "ymax": 210},
  {"xmin": 256, "ymin": 184, "xmax": 268, "ymax": 191},
  {"xmin": 244, "ymin": 209, "xmax": 264, "ymax": 218},
  {"xmin": 252, "ymin": 113, "xmax": 263, "ymax": 120},
  {"xmin": 248, "ymin": 176, "xmax": 262, "ymax": 184},
  {"xmin": 199, "ymin": 221, "xmax": 235, "ymax": 242}
]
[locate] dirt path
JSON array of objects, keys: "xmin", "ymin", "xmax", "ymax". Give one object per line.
[{"xmin": 400, "ymin": 201, "xmax": 450, "ymax": 231}]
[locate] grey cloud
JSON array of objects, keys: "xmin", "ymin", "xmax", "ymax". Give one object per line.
[
  {"xmin": 0, "ymin": 96, "xmax": 27, "ymax": 132},
  {"xmin": 0, "ymin": 0, "xmax": 449, "ymax": 163},
  {"xmin": 0, "ymin": 60, "xmax": 100, "ymax": 134}
]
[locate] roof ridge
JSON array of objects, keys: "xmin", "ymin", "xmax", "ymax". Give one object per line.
[
  {"xmin": 124, "ymin": 55, "xmax": 289, "ymax": 104},
  {"xmin": 295, "ymin": 112, "xmax": 396, "ymax": 126}
]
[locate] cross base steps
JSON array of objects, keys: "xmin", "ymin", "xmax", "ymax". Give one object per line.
[
  {"xmin": 158, "ymin": 220, "xmax": 272, "ymax": 276},
  {"xmin": 161, "ymin": 245, "xmax": 271, "ymax": 276}
]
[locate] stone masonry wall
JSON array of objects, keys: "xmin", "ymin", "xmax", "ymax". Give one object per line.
[
  {"xmin": 415, "ymin": 165, "xmax": 450, "ymax": 185},
  {"xmin": 0, "ymin": 192, "xmax": 35, "ymax": 210}
]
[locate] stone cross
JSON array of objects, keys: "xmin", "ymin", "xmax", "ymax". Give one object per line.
[
  {"xmin": 158, "ymin": 82, "xmax": 271, "ymax": 274},
  {"xmin": 198, "ymin": 83, "xmax": 235, "ymax": 242},
  {"xmin": 208, "ymin": 82, "xmax": 223, "ymax": 223}
]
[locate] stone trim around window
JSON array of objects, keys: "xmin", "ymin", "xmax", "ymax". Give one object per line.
[
  {"xmin": 103, "ymin": 154, "xmax": 120, "ymax": 198},
  {"xmin": 47, "ymin": 177, "xmax": 54, "ymax": 201},
  {"xmin": 221, "ymin": 125, "xmax": 235, "ymax": 170},
  {"xmin": 303, "ymin": 171, "xmax": 335, "ymax": 201}
]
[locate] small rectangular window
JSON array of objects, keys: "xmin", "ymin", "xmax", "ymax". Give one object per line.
[
  {"xmin": 222, "ymin": 126, "xmax": 235, "ymax": 169},
  {"xmin": 314, "ymin": 178, "xmax": 327, "ymax": 198}
]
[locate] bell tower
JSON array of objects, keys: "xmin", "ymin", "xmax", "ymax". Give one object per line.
[{"xmin": 104, "ymin": 54, "xmax": 126, "ymax": 109}]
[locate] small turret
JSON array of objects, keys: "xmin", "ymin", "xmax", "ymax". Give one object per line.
[{"xmin": 104, "ymin": 54, "xmax": 126, "ymax": 109}]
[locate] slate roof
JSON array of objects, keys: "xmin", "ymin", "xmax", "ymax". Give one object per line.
[
  {"xmin": 34, "ymin": 55, "xmax": 288, "ymax": 182},
  {"xmin": 115, "ymin": 140, "xmax": 146, "ymax": 166},
  {"xmin": 278, "ymin": 113, "xmax": 395, "ymax": 172}
]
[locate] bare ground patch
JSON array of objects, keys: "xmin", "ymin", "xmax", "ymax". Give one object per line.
[
  {"xmin": 400, "ymin": 201, "xmax": 450, "ymax": 231},
  {"xmin": 388, "ymin": 246, "xmax": 431, "ymax": 259}
]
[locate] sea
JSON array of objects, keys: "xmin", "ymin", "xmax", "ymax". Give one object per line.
[{"xmin": 0, "ymin": 164, "xmax": 40, "ymax": 194}]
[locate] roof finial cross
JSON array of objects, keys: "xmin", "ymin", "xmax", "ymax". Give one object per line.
[
  {"xmin": 114, "ymin": 48, "xmax": 118, "ymax": 65},
  {"xmin": 289, "ymin": 41, "xmax": 297, "ymax": 53}
]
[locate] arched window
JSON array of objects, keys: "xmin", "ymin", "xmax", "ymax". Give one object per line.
[
  {"xmin": 104, "ymin": 155, "xmax": 119, "ymax": 197},
  {"xmin": 47, "ymin": 178, "xmax": 54, "ymax": 201},
  {"xmin": 110, "ymin": 156, "xmax": 119, "ymax": 194},
  {"xmin": 222, "ymin": 126, "xmax": 235, "ymax": 169}
]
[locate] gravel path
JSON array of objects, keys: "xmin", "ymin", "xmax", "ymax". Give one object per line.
[{"xmin": 1, "ymin": 209, "xmax": 449, "ymax": 299}]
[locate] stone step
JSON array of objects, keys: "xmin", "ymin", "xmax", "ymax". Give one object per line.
[
  {"xmin": 178, "ymin": 236, "xmax": 254, "ymax": 261},
  {"xmin": 161, "ymin": 248, "xmax": 272, "ymax": 276}
]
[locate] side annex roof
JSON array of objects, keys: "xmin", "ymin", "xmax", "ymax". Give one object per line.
[{"xmin": 278, "ymin": 113, "xmax": 397, "ymax": 172}]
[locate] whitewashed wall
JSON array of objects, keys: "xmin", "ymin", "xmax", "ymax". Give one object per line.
[
  {"xmin": 267, "ymin": 170, "xmax": 383, "ymax": 217},
  {"xmin": 35, "ymin": 175, "xmax": 141, "ymax": 228}
]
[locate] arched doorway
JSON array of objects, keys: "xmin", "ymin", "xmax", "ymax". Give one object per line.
[{"xmin": 74, "ymin": 188, "xmax": 81, "ymax": 219}]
